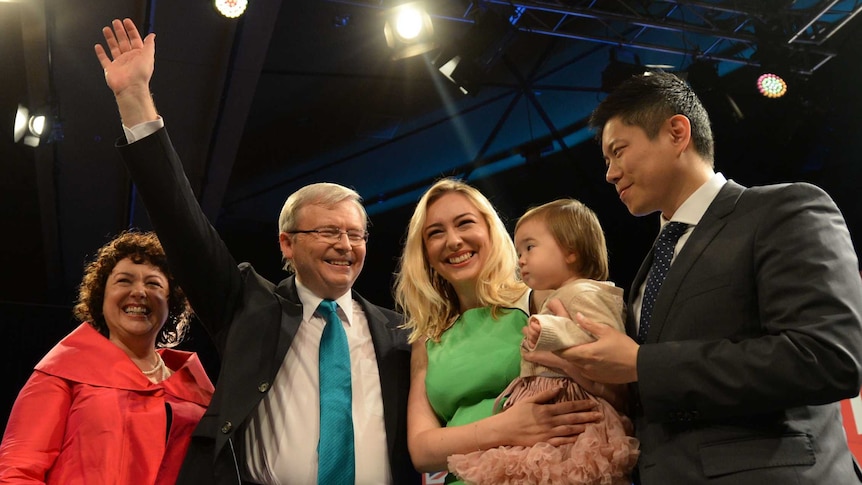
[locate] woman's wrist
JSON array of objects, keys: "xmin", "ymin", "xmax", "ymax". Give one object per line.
[{"xmin": 473, "ymin": 414, "xmax": 505, "ymax": 450}]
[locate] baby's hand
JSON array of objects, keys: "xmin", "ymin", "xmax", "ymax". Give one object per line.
[{"xmin": 522, "ymin": 317, "xmax": 542, "ymax": 349}]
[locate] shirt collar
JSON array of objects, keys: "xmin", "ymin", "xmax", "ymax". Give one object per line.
[
  {"xmin": 661, "ymin": 172, "xmax": 727, "ymax": 227},
  {"xmin": 295, "ymin": 278, "xmax": 354, "ymax": 326}
]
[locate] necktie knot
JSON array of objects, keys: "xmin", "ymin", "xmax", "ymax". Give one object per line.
[
  {"xmin": 318, "ymin": 299, "xmax": 339, "ymax": 322},
  {"xmin": 660, "ymin": 221, "xmax": 689, "ymax": 243}
]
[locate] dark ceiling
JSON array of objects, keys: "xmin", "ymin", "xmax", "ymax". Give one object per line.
[{"xmin": 3, "ymin": 0, "xmax": 862, "ymax": 313}]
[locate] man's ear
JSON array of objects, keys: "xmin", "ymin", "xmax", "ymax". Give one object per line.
[
  {"xmin": 279, "ymin": 232, "xmax": 294, "ymax": 261},
  {"xmin": 668, "ymin": 114, "xmax": 692, "ymax": 151}
]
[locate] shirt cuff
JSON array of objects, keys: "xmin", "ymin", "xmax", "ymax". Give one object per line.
[{"xmin": 123, "ymin": 116, "xmax": 164, "ymax": 143}]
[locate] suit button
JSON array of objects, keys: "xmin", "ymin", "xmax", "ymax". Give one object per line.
[
  {"xmin": 258, "ymin": 382, "xmax": 270, "ymax": 392},
  {"xmin": 221, "ymin": 421, "xmax": 232, "ymax": 434}
]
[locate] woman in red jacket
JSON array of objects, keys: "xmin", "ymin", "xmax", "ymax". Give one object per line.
[{"xmin": 0, "ymin": 231, "xmax": 214, "ymax": 484}]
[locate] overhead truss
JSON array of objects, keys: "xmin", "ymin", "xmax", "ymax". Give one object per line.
[{"xmin": 331, "ymin": 0, "xmax": 862, "ymax": 74}]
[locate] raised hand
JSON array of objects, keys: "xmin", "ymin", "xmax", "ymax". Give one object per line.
[
  {"xmin": 94, "ymin": 18, "xmax": 158, "ymax": 126},
  {"xmin": 95, "ymin": 18, "xmax": 154, "ymax": 97}
]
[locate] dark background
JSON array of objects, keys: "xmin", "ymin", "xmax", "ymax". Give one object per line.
[{"xmin": 2, "ymin": 0, "xmax": 861, "ymax": 433}]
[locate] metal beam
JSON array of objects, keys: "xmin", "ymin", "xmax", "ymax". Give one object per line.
[
  {"xmin": 21, "ymin": 0, "xmax": 63, "ymax": 299},
  {"xmin": 327, "ymin": 0, "xmax": 848, "ymax": 73}
]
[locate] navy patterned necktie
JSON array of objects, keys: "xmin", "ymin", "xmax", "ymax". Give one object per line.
[
  {"xmin": 316, "ymin": 299, "xmax": 355, "ymax": 484},
  {"xmin": 638, "ymin": 222, "xmax": 689, "ymax": 344}
]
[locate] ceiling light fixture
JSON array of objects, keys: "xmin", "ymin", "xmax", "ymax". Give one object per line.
[
  {"xmin": 13, "ymin": 104, "xmax": 29, "ymax": 143},
  {"xmin": 383, "ymin": 1, "xmax": 436, "ymax": 60},
  {"xmin": 12, "ymin": 104, "xmax": 49, "ymax": 147},
  {"xmin": 395, "ymin": 8, "xmax": 422, "ymax": 40},
  {"xmin": 432, "ymin": 6, "xmax": 519, "ymax": 96},
  {"xmin": 435, "ymin": 53, "xmax": 473, "ymax": 95},
  {"xmin": 757, "ymin": 73, "xmax": 787, "ymax": 98},
  {"xmin": 214, "ymin": 0, "xmax": 247, "ymax": 19}
]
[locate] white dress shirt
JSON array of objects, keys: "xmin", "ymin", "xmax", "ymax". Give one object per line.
[
  {"xmin": 242, "ymin": 280, "xmax": 391, "ymax": 485},
  {"xmin": 633, "ymin": 172, "xmax": 727, "ymax": 329}
]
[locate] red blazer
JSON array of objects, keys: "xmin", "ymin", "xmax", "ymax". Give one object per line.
[{"xmin": 0, "ymin": 323, "xmax": 214, "ymax": 484}]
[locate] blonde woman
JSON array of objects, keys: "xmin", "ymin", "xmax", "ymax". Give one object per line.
[
  {"xmin": 395, "ymin": 179, "xmax": 600, "ymax": 484},
  {"xmin": 448, "ymin": 199, "xmax": 639, "ymax": 484}
]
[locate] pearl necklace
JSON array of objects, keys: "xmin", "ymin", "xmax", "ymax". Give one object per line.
[{"xmin": 141, "ymin": 352, "xmax": 170, "ymax": 383}]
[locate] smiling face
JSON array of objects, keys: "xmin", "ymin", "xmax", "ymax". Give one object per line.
[
  {"xmin": 515, "ymin": 217, "xmax": 578, "ymax": 291},
  {"xmin": 102, "ymin": 257, "xmax": 170, "ymax": 348},
  {"xmin": 280, "ymin": 200, "xmax": 367, "ymax": 300},
  {"xmin": 602, "ymin": 114, "xmax": 713, "ymax": 220},
  {"xmin": 602, "ymin": 115, "xmax": 685, "ymax": 217},
  {"xmin": 422, "ymin": 192, "xmax": 491, "ymax": 302}
]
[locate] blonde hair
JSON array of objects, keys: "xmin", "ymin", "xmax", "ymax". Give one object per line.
[
  {"xmin": 394, "ymin": 178, "xmax": 526, "ymax": 343},
  {"xmin": 515, "ymin": 199, "xmax": 609, "ymax": 281},
  {"xmin": 277, "ymin": 182, "xmax": 367, "ymax": 272}
]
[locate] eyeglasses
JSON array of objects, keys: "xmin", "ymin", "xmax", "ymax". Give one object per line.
[{"xmin": 288, "ymin": 226, "xmax": 369, "ymax": 245}]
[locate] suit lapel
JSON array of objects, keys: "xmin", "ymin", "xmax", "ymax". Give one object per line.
[
  {"xmin": 274, "ymin": 275, "xmax": 304, "ymax": 372},
  {"xmin": 642, "ymin": 181, "xmax": 745, "ymax": 343}
]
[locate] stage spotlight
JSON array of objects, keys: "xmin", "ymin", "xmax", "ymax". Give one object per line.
[
  {"xmin": 29, "ymin": 115, "xmax": 45, "ymax": 137},
  {"xmin": 433, "ymin": 6, "xmax": 518, "ymax": 95},
  {"xmin": 394, "ymin": 7, "xmax": 422, "ymax": 39},
  {"xmin": 214, "ymin": 0, "xmax": 247, "ymax": 19},
  {"xmin": 384, "ymin": 2, "xmax": 436, "ymax": 60},
  {"xmin": 12, "ymin": 104, "xmax": 49, "ymax": 147},
  {"xmin": 23, "ymin": 114, "xmax": 47, "ymax": 147},
  {"xmin": 13, "ymin": 104, "xmax": 28, "ymax": 143},
  {"xmin": 435, "ymin": 51, "xmax": 477, "ymax": 95},
  {"xmin": 757, "ymin": 73, "xmax": 787, "ymax": 98}
]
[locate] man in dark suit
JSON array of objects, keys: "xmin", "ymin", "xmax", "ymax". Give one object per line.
[
  {"xmin": 96, "ymin": 18, "xmax": 419, "ymax": 484},
  {"xmin": 531, "ymin": 71, "xmax": 862, "ymax": 483}
]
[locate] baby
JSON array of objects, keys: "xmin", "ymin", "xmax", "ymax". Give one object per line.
[{"xmin": 448, "ymin": 199, "xmax": 639, "ymax": 485}]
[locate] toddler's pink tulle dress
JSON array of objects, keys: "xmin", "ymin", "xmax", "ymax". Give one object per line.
[{"xmin": 447, "ymin": 280, "xmax": 640, "ymax": 485}]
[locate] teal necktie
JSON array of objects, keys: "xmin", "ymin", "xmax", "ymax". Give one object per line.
[{"xmin": 316, "ymin": 299, "xmax": 355, "ymax": 484}]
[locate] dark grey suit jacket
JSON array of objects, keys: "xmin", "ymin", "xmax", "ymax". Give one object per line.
[
  {"xmin": 629, "ymin": 180, "xmax": 862, "ymax": 484},
  {"xmin": 118, "ymin": 128, "xmax": 419, "ymax": 484}
]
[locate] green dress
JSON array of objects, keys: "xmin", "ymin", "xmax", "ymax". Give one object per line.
[{"xmin": 425, "ymin": 306, "xmax": 528, "ymax": 484}]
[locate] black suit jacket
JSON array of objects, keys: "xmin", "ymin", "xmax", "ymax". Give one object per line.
[
  {"xmin": 629, "ymin": 180, "xmax": 862, "ymax": 484},
  {"xmin": 118, "ymin": 128, "xmax": 419, "ymax": 484}
]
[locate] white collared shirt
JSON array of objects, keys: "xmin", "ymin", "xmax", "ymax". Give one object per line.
[
  {"xmin": 243, "ymin": 279, "xmax": 391, "ymax": 484},
  {"xmin": 633, "ymin": 172, "xmax": 728, "ymax": 328}
]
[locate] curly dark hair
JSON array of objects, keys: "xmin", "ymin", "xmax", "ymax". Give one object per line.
[{"xmin": 73, "ymin": 230, "xmax": 190, "ymax": 347}]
